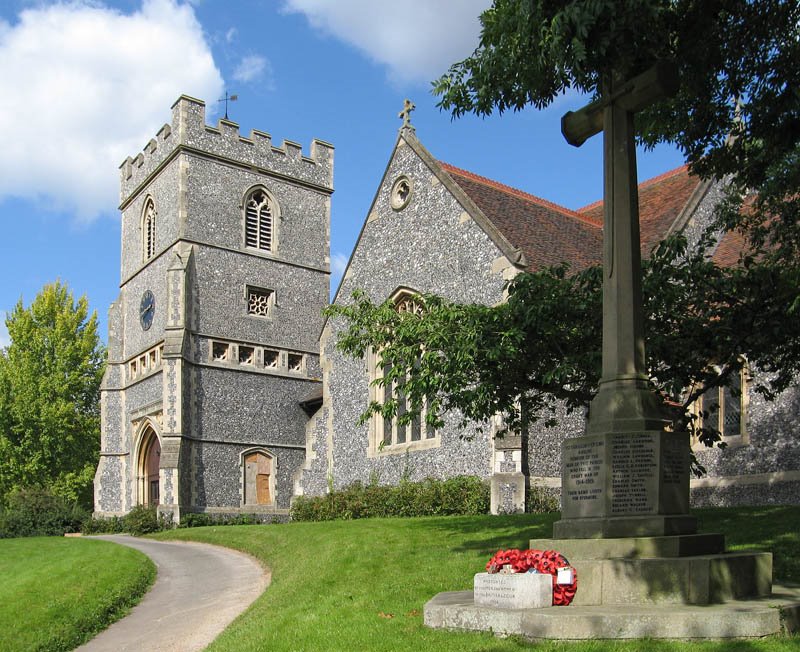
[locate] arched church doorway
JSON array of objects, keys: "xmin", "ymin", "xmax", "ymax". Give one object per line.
[{"xmin": 138, "ymin": 426, "xmax": 161, "ymax": 506}]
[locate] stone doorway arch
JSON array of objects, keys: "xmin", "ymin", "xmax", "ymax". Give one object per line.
[{"xmin": 137, "ymin": 424, "xmax": 161, "ymax": 506}]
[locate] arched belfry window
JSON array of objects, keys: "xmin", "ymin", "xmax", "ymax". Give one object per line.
[
  {"xmin": 142, "ymin": 197, "xmax": 156, "ymax": 262},
  {"xmin": 244, "ymin": 187, "xmax": 278, "ymax": 253}
]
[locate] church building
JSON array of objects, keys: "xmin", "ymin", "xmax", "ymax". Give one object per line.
[{"xmin": 95, "ymin": 96, "xmax": 800, "ymax": 520}]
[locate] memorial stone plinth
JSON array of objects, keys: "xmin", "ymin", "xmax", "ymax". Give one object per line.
[
  {"xmin": 473, "ymin": 572, "xmax": 553, "ymax": 610},
  {"xmin": 553, "ymin": 429, "xmax": 695, "ymax": 538}
]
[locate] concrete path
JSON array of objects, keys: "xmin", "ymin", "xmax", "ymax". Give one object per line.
[{"xmin": 78, "ymin": 535, "xmax": 269, "ymax": 652}]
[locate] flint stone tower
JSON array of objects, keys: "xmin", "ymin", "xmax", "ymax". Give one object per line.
[{"xmin": 94, "ymin": 95, "xmax": 333, "ymax": 521}]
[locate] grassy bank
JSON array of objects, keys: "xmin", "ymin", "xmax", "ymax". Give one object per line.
[
  {"xmin": 0, "ymin": 537, "xmax": 155, "ymax": 651},
  {"xmin": 157, "ymin": 505, "xmax": 800, "ymax": 652}
]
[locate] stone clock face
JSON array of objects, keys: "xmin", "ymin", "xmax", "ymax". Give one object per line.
[{"xmin": 140, "ymin": 290, "xmax": 155, "ymax": 331}]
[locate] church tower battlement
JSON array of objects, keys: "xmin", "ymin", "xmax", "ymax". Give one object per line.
[
  {"xmin": 96, "ymin": 96, "xmax": 332, "ymax": 523},
  {"xmin": 119, "ymin": 95, "xmax": 334, "ymax": 203}
]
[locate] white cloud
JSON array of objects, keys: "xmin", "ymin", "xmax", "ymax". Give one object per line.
[
  {"xmin": 331, "ymin": 252, "xmax": 348, "ymax": 277},
  {"xmin": 0, "ymin": 0, "xmax": 223, "ymax": 220},
  {"xmin": 225, "ymin": 27, "xmax": 237, "ymax": 43},
  {"xmin": 330, "ymin": 251, "xmax": 349, "ymax": 296},
  {"xmin": 282, "ymin": 0, "xmax": 490, "ymax": 85},
  {"xmin": 233, "ymin": 54, "xmax": 272, "ymax": 85}
]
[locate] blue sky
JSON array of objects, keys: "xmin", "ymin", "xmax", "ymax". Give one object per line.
[{"xmin": 0, "ymin": 0, "xmax": 684, "ymax": 347}]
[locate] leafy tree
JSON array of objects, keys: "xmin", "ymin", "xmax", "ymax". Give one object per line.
[
  {"xmin": 328, "ymin": 234, "xmax": 800, "ymax": 454},
  {"xmin": 328, "ymin": 1, "xmax": 800, "ymax": 455},
  {"xmin": 0, "ymin": 282, "xmax": 105, "ymax": 508},
  {"xmin": 433, "ymin": 0, "xmax": 799, "ymax": 258}
]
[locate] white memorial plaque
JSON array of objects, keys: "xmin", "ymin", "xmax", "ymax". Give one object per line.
[{"xmin": 473, "ymin": 572, "xmax": 552, "ymax": 609}]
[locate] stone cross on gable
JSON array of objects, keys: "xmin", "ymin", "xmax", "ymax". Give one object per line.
[
  {"xmin": 399, "ymin": 98, "xmax": 416, "ymax": 131},
  {"xmin": 561, "ymin": 62, "xmax": 678, "ymax": 432}
]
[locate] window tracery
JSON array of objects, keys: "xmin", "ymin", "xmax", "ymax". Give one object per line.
[
  {"xmin": 142, "ymin": 197, "xmax": 156, "ymax": 261},
  {"xmin": 244, "ymin": 188, "xmax": 277, "ymax": 252},
  {"xmin": 370, "ymin": 289, "xmax": 438, "ymax": 455}
]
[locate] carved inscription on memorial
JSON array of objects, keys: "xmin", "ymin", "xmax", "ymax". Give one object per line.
[
  {"xmin": 661, "ymin": 439, "xmax": 685, "ymax": 485},
  {"xmin": 610, "ymin": 433, "xmax": 657, "ymax": 514},
  {"xmin": 473, "ymin": 573, "xmax": 552, "ymax": 610},
  {"xmin": 562, "ymin": 437, "xmax": 604, "ymax": 517}
]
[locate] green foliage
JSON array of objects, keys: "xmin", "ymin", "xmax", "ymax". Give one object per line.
[
  {"xmin": 0, "ymin": 487, "xmax": 88, "ymax": 538},
  {"xmin": 526, "ymin": 484, "xmax": 560, "ymax": 514},
  {"xmin": 328, "ymin": 233, "xmax": 800, "ymax": 455},
  {"xmin": 433, "ymin": 1, "xmax": 800, "ymax": 253},
  {"xmin": 81, "ymin": 514, "xmax": 126, "ymax": 535},
  {"xmin": 179, "ymin": 512, "xmax": 278, "ymax": 527},
  {"xmin": 0, "ymin": 537, "xmax": 155, "ymax": 651},
  {"xmin": 290, "ymin": 476, "xmax": 490, "ymax": 521},
  {"xmin": 0, "ymin": 281, "xmax": 105, "ymax": 509},
  {"xmin": 426, "ymin": 2, "xmax": 800, "ymax": 450},
  {"xmin": 122, "ymin": 505, "xmax": 170, "ymax": 536}
]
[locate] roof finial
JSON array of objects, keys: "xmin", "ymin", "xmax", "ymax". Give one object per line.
[{"xmin": 398, "ymin": 98, "xmax": 416, "ymax": 132}]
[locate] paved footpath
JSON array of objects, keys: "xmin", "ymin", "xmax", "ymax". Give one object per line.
[{"xmin": 78, "ymin": 535, "xmax": 269, "ymax": 652}]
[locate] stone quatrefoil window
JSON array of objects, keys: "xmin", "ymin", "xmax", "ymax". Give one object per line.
[
  {"xmin": 247, "ymin": 286, "xmax": 274, "ymax": 318},
  {"xmin": 244, "ymin": 188, "xmax": 277, "ymax": 252},
  {"xmin": 142, "ymin": 198, "xmax": 156, "ymax": 261},
  {"xmin": 390, "ymin": 176, "xmax": 413, "ymax": 211}
]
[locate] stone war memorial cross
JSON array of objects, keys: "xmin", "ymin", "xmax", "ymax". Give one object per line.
[
  {"xmin": 425, "ymin": 63, "xmax": 795, "ymax": 639},
  {"xmin": 554, "ymin": 62, "xmax": 697, "ymax": 539}
]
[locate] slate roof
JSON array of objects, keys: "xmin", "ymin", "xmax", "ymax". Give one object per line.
[{"xmin": 440, "ymin": 162, "xmax": 705, "ymax": 270}]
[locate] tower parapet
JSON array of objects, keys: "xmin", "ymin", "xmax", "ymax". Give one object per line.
[{"xmin": 119, "ymin": 95, "xmax": 334, "ymax": 204}]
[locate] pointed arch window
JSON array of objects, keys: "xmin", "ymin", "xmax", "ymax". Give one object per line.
[
  {"xmin": 244, "ymin": 187, "xmax": 278, "ymax": 253},
  {"xmin": 690, "ymin": 361, "xmax": 750, "ymax": 449},
  {"xmin": 142, "ymin": 198, "xmax": 156, "ymax": 262},
  {"xmin": 369, "ymin": 289, "xmax": 439, "ymax": 456}
]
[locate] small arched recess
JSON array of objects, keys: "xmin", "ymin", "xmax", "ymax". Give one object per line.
[{"xmin": 241, "ymin": 447, "xmax": 276, "ymax": 506}]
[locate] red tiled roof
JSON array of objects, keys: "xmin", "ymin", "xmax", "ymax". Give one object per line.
[
  {"xmin": 441, "ymin": 161, "xmax": 716, "ymax": 272},
  {"xmin": 440, "ymin": 163, "xmax": 602, "ymax": 272},
  {"xmin": 578, "ymin": 165, "xmax": 701, "ymax": 256},
  {"xmin": 713, "ymin": 229, "xmax": 747, "ymax": 267}
]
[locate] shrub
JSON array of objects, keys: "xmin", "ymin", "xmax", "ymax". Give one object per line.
[
  {"xmin": 0, "ymin": 487, "xmax": 88, "ymax": 538},
  {"xmin": 81, "ymin": 514, "xmax": 126, "ymax": 535},
  {"xmin": 123, "ymin": 505, "xmax": 169, "ymax": 536},
  {"xmin": 290, "ymin": 476, "xmax": 490, "ymax": 522},
  {"xmin": 179, "ymin": 512, "xmax": 282, "ymax": 527},
  {"xmin": 526, "ymin": 484, "xmax": 560, "ymax": 514},
  {"xmin": 180, "ymin": 512, "xmax": 214, "ymax": 528}
]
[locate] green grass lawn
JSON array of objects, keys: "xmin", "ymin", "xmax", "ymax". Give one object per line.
[
  {"xmin": 0, "ymin": 537, "xmax": 155, "ymax": 652},
  {"xmin": 155, "ymin": 505, "xmax": 800, "ymax": 652}
]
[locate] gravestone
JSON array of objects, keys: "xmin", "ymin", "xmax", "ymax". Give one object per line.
[{"xmin": 553, "ymin": 63, "xmax": 696, "ymax": 539}]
